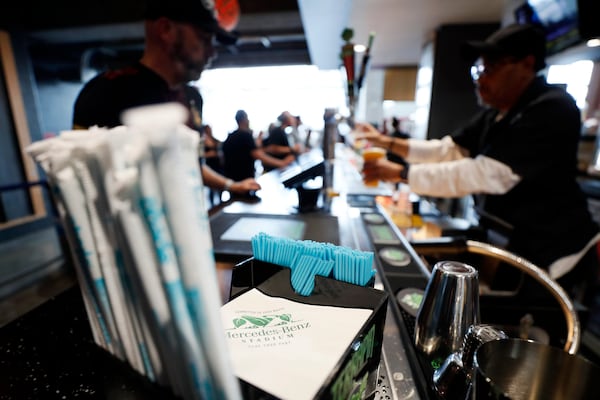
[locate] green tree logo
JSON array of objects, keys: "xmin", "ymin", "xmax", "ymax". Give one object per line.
[{"xmin": 232, "ymin": 314, "xmax": 293, "ymax": 329}]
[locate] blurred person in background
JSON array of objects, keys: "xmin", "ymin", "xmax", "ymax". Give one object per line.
[
  {"xmin": 356, "ymin": 23, "xmax": 599, "ymax": 304},
  {"xmin": 222, "ymin": 110, "xmax": 295, "ymax": 185},
  {"xmin": 386, "ymin": 116, "xmax": 411, "ymax": 168},
  {"xmin": 200, "ymin": 124, "xmax": 225, "ymax": 206},
  {"xmin": 261, "ymin": 111, "xmax": 303, "ymax": 171}
]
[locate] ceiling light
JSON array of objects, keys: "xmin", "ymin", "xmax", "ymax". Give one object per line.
[
  {"xmin": 354, "ymin": 44, "xmax": 366, "ymax": 53},
  {"xmin": 260, "ymin": 37, "xmax": 272, "ymax": 48},
  {"xmin": 587, "ymin": 38, "xmax": 600, "ymax": 48}
]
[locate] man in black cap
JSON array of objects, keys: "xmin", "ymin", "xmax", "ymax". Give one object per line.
[
  {"xmin": 356, "ymin": 23, "xmax": 599, "ymax": 302},
  {"xmin": 73, "ymin": 0, "xmax": 260, "ymax": 195}
]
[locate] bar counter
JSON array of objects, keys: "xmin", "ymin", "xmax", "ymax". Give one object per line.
[
  {"xmin": 0, "ymin": 145, "xmax": 432, "ymax": 399},
  {"xmin": 208, "ymin": 146, "xmax": 432, "ymax": 399}
]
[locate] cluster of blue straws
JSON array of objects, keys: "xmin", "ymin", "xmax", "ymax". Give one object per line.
[{"xmin": 251, "ymin": 232, "xmax": 375, "ymax": 296}]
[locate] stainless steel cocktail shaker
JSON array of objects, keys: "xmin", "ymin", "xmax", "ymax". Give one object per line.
[{"xmin": 414, "ymin": 261, "xmax": 480, "ymax": 360}]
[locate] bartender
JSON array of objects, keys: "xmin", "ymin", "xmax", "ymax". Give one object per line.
[{"xmin": 356, "ymin": 23, "xmax": 599, "ymax": 304}]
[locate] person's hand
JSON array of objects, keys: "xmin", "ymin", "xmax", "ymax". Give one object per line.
[
  {"xmin": 229, "ymin": 178, "xmax": 261, "ymax": 194},
  {"xmin": 256, "ymin": 131, "xmax": 264, "ymax": 147},
  {"xmin": 291, "ymin": 143, "xmax": 303, "ymax": 154},
  {"xmin": 282, "ymin": 153, "xmax": 296, "ymax": 165},
  {"xmin": 353, "ymin": 122, "xmax": 389, "ymax": 148},
  {"xmin": 362, "ymin": 157, "xmax": 406, "ymax": 184}
]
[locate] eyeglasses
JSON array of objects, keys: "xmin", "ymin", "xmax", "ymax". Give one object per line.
[
  {"xmin": 470, "ymin": 58, "xmax": 515, "ymax": 81},
  {"xmin": 174, "ymin": 21, "xmax": 217, "ymax": 48},
  {"xmin": 196, "ymin": 30, "xmax": 217, "ymax": 47},
  {"xmin": 185, "ymin": 24, "xmax": 217, "ymax": 47}
]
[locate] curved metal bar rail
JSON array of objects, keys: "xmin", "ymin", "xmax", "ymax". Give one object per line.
[{"xmin": 413, "ymin": 238, "xmax": 580, "ymax": 354}]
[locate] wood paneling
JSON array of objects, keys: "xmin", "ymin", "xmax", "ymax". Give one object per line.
[
  {"xmin": 383, "ymin": 67, "xmax": 417, "ymax": 101},
  {"xmin": 0, "ymin": 30, "xmax": 46, "ymax": 223}
]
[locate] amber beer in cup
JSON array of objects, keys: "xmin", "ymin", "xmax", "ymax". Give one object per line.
[{"xmin": 362, "ymin": 147, "xmax": 386, "ymax": 187}]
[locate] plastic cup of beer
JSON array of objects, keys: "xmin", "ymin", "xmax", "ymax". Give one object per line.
[{"xmin": 362, "ymin": 147, "xmax": 386, "ymax": 187}]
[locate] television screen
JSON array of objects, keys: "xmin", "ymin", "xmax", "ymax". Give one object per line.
[{"xmin": 515, "ymin": 0, "xmax": 581, "ymax": 55}]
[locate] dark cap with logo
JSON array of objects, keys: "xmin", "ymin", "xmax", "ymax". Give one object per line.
[
  {"xmin": 463, "ymin": 23, "xmax": 547, "ymax": 71},
  {"xmin": 145, "ymin": 0, "xmax": 238, "ymax": 45}
]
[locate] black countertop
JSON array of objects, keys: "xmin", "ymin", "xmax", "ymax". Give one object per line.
[
  {"xmin": 0, "ymin": 147, "xmax": 428, "ymax": 400},
  {"xmin": 0, "ymin": 286, "xmax": 178, "ymax": 400}
]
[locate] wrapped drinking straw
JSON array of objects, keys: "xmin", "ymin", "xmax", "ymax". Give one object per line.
[
  {"xmin": 173, "ymin": 123, "xmax": 242, "ymax": 400},
  {"xmin": 125, "ymin": 129, "xmax": 215, "ymax": 400},
  {"xmin": 70, "ymin": 154, "xmax": 146, "ymax": 376},
  {"xmin": 109, "ymin": 165, "xmax": 183, "ymax": 392},
  {"xmin": 55, "ymin": 131, "xmax": 147, "ymax": 377},
  {"xmin": 54, "ymin": 164, "xmax": 119, "ymax": 354},
  {"xmin": 123, "ymin": 104, "xmax": 242, "ymax": 400},
  {"xmin": 27, "ymin": 140, "xmax": 116, "ymax": 355},
  {"xmin": 60, "ymin": 130, "xmax": 175, "ymax": 385},
  {"xmin": 28, "ymin": 115, "xmax": 242, "ymax": 400},
  {"xmin": 89, "ymin": 131, "xmax": 168, "ymax": 384},
  {"xmin": 47, "ymin": 130, "xmax": 169, "ymax": 386},
  {"xmin": 105, "ymin": 129, "xmax": 196, "ymax": 395}
]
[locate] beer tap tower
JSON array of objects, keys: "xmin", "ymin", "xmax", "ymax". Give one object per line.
[{"xmin": 321, "ymin": 28, "xmax": 376, "ymax": 209}]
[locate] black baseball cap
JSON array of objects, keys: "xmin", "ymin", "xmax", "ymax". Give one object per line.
[
  {"xmin": 145, "ymin": 0, "xmax": 238, "ymax": 45},
  {"xmin": 463, "ymin": 23, "xmax": 547, "ymax": 71}
]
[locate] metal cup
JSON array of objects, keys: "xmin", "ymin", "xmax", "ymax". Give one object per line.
[
  {"xmin": 415, "ymin": 261, "xmax": 480, "ymax": 361},
  {"xmin": 433, "ymin": 324, "xmax": 508, "ymax": 400},
  {"xmin": 473, "ymin": 338, "xmax": 600, "ymax": 399}
]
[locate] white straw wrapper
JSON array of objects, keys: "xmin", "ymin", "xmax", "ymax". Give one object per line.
[
  {"xmin": 54, "ymin": 164, "xmax": 120, "ymax": 355},
  {"xmin": 27, "ymin": 112, "xmax": 241, "ymax": 400},
  {"xmin": 110, "ymin": 162, "xmax": 187, "ymax": 394},
  {"xmin": 123, "ymin": 103, "xmax": 241, "ymax": 400},
  {"xmin": 27, "ymin": 140, "xmax": 111, "ymax": 352},
  {"xmin": 71, "ymin": 155, "xmax": 145, "ymax": 374},
  {"xmin": 126, "ymin": 124, "xmax": 216, "ymax": 400}
]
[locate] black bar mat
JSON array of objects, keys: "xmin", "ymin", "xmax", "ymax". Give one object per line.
[{"xmin": 210, "ymin": 212, "xmax": 340, "ymax": 262}]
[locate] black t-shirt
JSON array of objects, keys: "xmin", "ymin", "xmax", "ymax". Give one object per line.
[
  {"xmin": 262, "ymin": 126, "xmax": 290, "ymax": 171},
  {"xmin": 222, "ymin": 129, "xmax": 258, "ymax": 181},
  {"xmin": 73, "ymin": 62, "xmax": 203, "ymax": 129},
  {"xmin": 452, "ymin": 77, "xmax": 598, "ymax": 265},
  {"xmin": 263, "ymin": 126, "xmax": 290, "ymax": 149}
]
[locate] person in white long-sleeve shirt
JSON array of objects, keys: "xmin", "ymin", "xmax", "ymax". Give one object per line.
[
  {"xmin": 356, "ymin": 23, "xmax": 599, "ymax": 304},
  {"xmin": 360, "ymin": 135, "xmax": 521, "ymax": 198}
]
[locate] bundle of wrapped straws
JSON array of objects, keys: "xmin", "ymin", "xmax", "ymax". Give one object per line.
[{"xmin": 26, "ymin": 103, "xmax": 241, "ymax": 400}]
